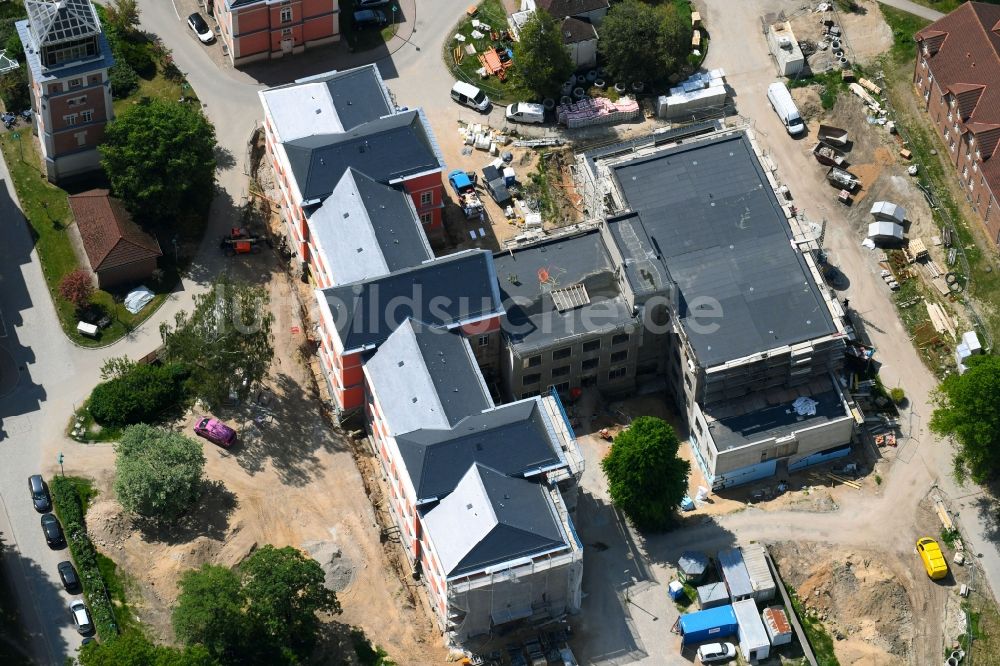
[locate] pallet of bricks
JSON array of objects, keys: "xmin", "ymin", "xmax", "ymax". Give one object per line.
[{"xmin": 557, "ymin": 96, "xmax": 641, "ymax": 128}]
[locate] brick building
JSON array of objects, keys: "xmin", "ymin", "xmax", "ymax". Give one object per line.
[
  {"xmin": 914, "ymin": 2, "xmax": 1000, "ymax": 244},
  {"xmin": 211, "ymin": 0, "xmax": 339, "ymax": 66},
  {"xmin": 16, "ymin": 0, "xmax": 114, "ymax": 183}
]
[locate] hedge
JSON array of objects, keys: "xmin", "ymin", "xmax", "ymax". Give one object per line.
[
  {"xmin": 88, "ymin": 363, "xmax": 189, "ymax": 427},
  {"xmin": 50, "ymin": 476, "xmax": 119, "ymax": 641}
]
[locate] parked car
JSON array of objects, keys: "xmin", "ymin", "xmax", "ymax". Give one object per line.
[
  {"xmin": 28, "ymin": 474, "xmax": 51, "ymax": 513},
  {"xmin": 187, "ymin": 13, "xmax": 215, "ymax": 44},
  {"xmin": 357, "ymin": 0, "xmax": 391, "ymax": 6},
  {"xmin": 696, "ymin": 642, "xmax": 736, "ymax": 664},
  {"xmin": 40, "ymin": 513, "xmax": 65, "ymax": 549},
  {"xmin": 451, "ymin": 81, "xmax": 490, "ymax": 112},
  {"xmin": 58, "ymin": 561, "xmax": 81, "ymax": 593},
  {"xmin": 193, "ymin": 416, "xmax": 237, "ymax": 448},
  {"xmin": 69, "ymin": 599, "xmax": 94, "ymax": 635},
  {"xmin": 353, "ymin": 9, "xmax": 388, "ymax": 28},
  {"xmin": 505, "ymin": 102, "xmax": 545, "ymax": 124},
  {"xmin": 916, "ymin": 537, "xmax": 949, "ymax": 580}
]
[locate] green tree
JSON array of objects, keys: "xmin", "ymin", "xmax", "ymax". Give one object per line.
[
  {"xmin": 104, "ymin": 0, "xmax": 141, "ymax": 37},
  {"xmin": 160, "ymin": 274, "xmax": 275, "ymax": 407},
  {"xmin": 599, "ymin": 0, "xmax": 690, "ymax": 86},
  {"xmin": 601, "ymin": 416, "xmax": 690, "ymax": 530},
  {"xmin": 241, "ymin": 546, "xmax": 341, "ymax": 657},
  {"xmin": 0, "ymin": 65, "xmax": 29, "ymax": 111},
  {"xmin": 173, "ymin": 564, "xmax": 246, "ymax": 660},
  {"xmin": 511, "ymin": 9, "xmax": 574, "ymax": 100},
  {"xmin": 101, "ymin": 98, "xmax": 216, "ymax": 224},
  {"xmin": 930, "ymin": 355, "xmax": 1000, "ymax": 483},
  {"xmin": 114, "ymin": 424, "xmax": 206, "ymax": 520},
  {"xmin": 88, "ymin": 362, "xmax": 189, "ymax": 426},
  {"xmin": 79, "ymin": 629, "xmax": 219, "ymax": 666}
]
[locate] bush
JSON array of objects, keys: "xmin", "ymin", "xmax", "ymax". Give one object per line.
[
  {"xmin": 0, "ymin": 66, "xmax": 29, "ymax": 112},
  {"xmin": 59, "ymin": 269, "xmax": 94, "ymax": 310},
  {"xmin": 50, "ymin": 476, "xmax": 119, "ymax": 641},
  {"xmin": 889, "ymin": 387, "xmax": 905, "ymax": 404},
  {"xmin": 114, "ymin": 425, "xmax": 205, "ymax": 520},
  {"xmin": 88, "ymin": 362, "xmax": 189, "ymax": 426},
  {"xmin": 115, "ymin": 40, "xmax": 156, "ymax": 78},
  {"xmin": 109, "ymin": 59, "xmax": 139, "ymax": 99}
]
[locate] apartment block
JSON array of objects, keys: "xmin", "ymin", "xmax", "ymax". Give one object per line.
[{"xmin": 212, "ymin": 0, "xmax": 339, "ymax": 66}]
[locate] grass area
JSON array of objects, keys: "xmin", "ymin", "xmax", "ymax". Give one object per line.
[
  {"xmin": 63, "ymin": 475, "xmax": 98, "ymax": 513},
  {"xmin": 673, "ymin": 581, "xmax": 697, "ymax": 610},
  {"xmin": 524, "ymin": 153, "xmax": 559, "ymax": 220},
  {"xmin": 786, "ymin": 585, "xmax": 840, "ymax": 666},
  {"xmin": 111, "ymin": 69, "xmax": 193, "ymax": 118},
  {"xmin": 70, "ymin": 403, "xmax": 123, "ymax": 443},
  {"xmin": 95, "ymin": 552, "xmax": 139, "ymax": 634},
  {"xmin": 445, "ymin": 0, "xmax": 520, "ymax": 105},
  {"xmin": 341, "ymin": 0, "xmax": 400, "ymax": 52},
  {"xmin": 904, "ymin": 0, "xmax": 964, "ymax": 13},
  {"xmin": 960, "ymin": 591, "xmax": 1000, "ymax": 666},
  {"xmin": 881, "ymin": 6, "xmax": 931, "ymax": 66},
  {"xmin": 940, "ymin": 527, "xmax": 960, "ymax": 549},
  {"xmin": 789, "ymin": 68, "xmax": 860, "ymax": 110}
]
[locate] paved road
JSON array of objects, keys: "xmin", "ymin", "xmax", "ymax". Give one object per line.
[{"xmin": 878, "ymin": 0, "xmax": 944, "ymax": 22}]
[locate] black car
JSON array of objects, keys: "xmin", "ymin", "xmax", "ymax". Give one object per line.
[
  {"xmin": 41, "ymin": 514, "xmax": 65, "ymax": 549},
  {"xmin": 58, "ymin": 561, "xmax": 81, "ymax": 593},
  {"xmin": 28, "ymin": 475, "xmax": 51, "ymax": 513},
  {"xmin": 353, "ymin": 9, "xmax": 388, "ymax": 28}
]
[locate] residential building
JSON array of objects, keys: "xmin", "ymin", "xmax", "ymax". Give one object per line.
[
  {"xmin": 523, "ymin": 0, "xmax": 609, "ymax": 25},
  {"xmin": 16, "ymin": 0, "xmax": 114, "ymax": 183},
  {"xmin": 364, "ymin": 319, "xmax": 584, "ymax": 642},
  {"xmin": 559, "ymin": 17, "xmax": 598, "ymax": 70},
  {"xmin": 575, "ymin": 127, "xmax": 854, "ymax": 489},
  {"xmin": 510, "ymin": 0, "xmax": 606, "ymax": 71},
  {"xmin": 211, "ymin": 0, "xmax": 339, "ymax": 66},
  {"xmin": 259, "ymin": 65, "xmax": 447, "ymax": 267},
  {"xmin": 914, "ymin": 2, "xmax": 1000, "ymax": 244},
  {"xmin": 67, "ymin": 189, "xmax": 162, "ymax": 288}
]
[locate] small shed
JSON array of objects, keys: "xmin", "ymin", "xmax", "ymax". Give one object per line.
[
  {"xmin": 482, "ymin": 165, "xmax": 512, "ymax": 205},
  {"xmin": 677, "ymin": 605, "xmax": 738, "ymax": 644},
  {"xmin": 762, "ymin": 606, "xmax": 793, "ymax": 646},
  {"xmin": 697, "ymin": 581, "xmax": 730, "ymax": 610},
  {"xmin": 734, "ymin": 598, "xmax": 770, "ymax": 662},
  {"xmin": 741, "ymin": 544, "xmax": 776, "ymax": 602},
  {"xmin": 867, "ymin": 221, "xmax": 904, "ymax": 244},
  {"xmin": 678, "ymin": 550, "xmax": 709, "ymax": 584},
  {"xmin": 870, "ymin": 200, "xmax": 906, "ymax": 224},
  {"xmin": 718, "ymin": 548, "xmax": 754, "ymax": 601}
]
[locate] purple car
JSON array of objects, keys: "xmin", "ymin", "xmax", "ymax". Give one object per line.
[{"xmin": 193, "ymin": 416, "xmax": 237, "ymax": 448}]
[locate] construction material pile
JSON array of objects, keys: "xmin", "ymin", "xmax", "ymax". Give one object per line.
[
  {"xmin": 458, "ymin": 122, "xmax": 511, "ymax": 155},
  {"xmin": 657, "ymin": 69, "xmax": 726, "ymax": 119},
  {"xmin": 557, "ymin": 96, "xmax": 640, "ymax": 128}
]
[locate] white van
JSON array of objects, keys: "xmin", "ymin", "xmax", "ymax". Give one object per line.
[
  {"xmin": 505, "ymin": 102, "xmax": 545, "ymax": 124},
  {"xmin": 451, "ymin": 81, "xmax": 491, "ymax": 112},
  {"xmin": 766, "ymin": 82, "xmax": 805, "ymax": 136}
]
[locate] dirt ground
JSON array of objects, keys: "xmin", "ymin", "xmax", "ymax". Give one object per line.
[
  {"xmin": 788, "ymin": 0, "xmax": 893, "ymax": 70},
  {"xmin": 83, "ymin": 264, "xmax": 445, "ymax": 663}
]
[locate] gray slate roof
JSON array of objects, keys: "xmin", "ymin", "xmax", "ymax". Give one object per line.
[
  {"xmin": 422, "ymin": 463, "xmax": 567, "ymax": 577},
  {"xmin": 320, "ymin": 249, "xmax": 503, "ymax": 354},
  {"xmin": 285, "ymin": 110, "xmax": 443, "ymax": 203},
  {"xmin": 561, "ymin": 17, "xmax": 597, "ymax": 44},
  {"xmin": 493, "ymin": 230, "xmax": 636, "ymax": 352},
  {"xmin": 25, "ymin": 0, "xmax": 100, "ymax": 46},
  {"xmin": 608, "ymin": 133, "xmax": 836, "ymax": 367},
  {"xmin": 365, "ymin": 319, "xmax": 494, "ymax": 435},
  {"xmin": 396, "ymin": 398, "xmax": 564, "ymax": 503},
  {"xmin": 308, "ymin": 168, "xmax": 432, "ymax": 285}
]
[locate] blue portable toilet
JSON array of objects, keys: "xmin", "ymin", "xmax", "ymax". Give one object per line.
[{"xmin": 677, "ymin": 605, "xmax": 738, "ymax": 644}]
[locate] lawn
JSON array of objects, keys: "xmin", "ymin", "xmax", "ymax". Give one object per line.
[
  {"xmin": 786, "ymin": 585, "xmax": 841, "ymax": 666},
  {"xmin": 445, "ymin": 0, "xmax": 520, "ymax": 105},
  {"xmin": 341, "ymin": 0, "xmax": 400, "ymax": 52}
]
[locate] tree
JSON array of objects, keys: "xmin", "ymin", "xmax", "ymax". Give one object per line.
[
  {"xmin": 601, "ymin": 416, "xmax": 690, "ymax": 530},
  {"xmin": 59, "ymin": 269, "xmax": 94, "ymax": 310},
  {"xmin": 930, "ymin": 355, "xmax": 1000, "ymax": 483},
  {"xmin": 599, "ymin": 0, "xmax": 690, "ymax": 86},
  {"xmin": 160, "ymin": 274, "xmax": 275, "ymax": 407},
  {"xmin": 104, "ymin": 0, "xmax": 141, "ymax": 37},
  {"xmin": 79, "ymin": 629, "xmax": 219, "ymax": 666},
  {"xmin": 114, "ymin": 424, "xmax": 206, "ymax": 520},
  {"xmin": 88, "ymin": 362, "xmax": 189, "ymax": 426},
  {"xmin": 511, "ymin": 9, "xmax": 574, "ymax": 100},
  {"xmin": 240, "ymin": 545, "xmax": 341, "ymax": 657},
  {"xmin": 173, "ymin": 565, "xmax": 247, "ymax": 661},
  {"xmin": 101, "ymin": 98, "xmax": 217, "ymax": 224},
  {"xmin": 0, "ymin": 66, "xmax": 29, "ymax": 113}
]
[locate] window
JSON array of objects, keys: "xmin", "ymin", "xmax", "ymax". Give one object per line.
[
  {"xmin": 81, "ymin": 110, "xmax": 93, "ymax": 123},
  {"xmin": 550, "ymin": 382, "xmax": 570, "ymax": 393},
  {"xmin": 523, "ymin": 373, "xmax": 541, "ymax": 386},
  {"xmin": 582, "ymin": 339, "xmax": 600, "ymax": 353},
  {"xmin": 68, "ymin": 78, "xmax": 83, "ymax": 89},
  {"xmin": 282, "ymin": 27, "xmax": 293, "ymax": 36},
  {"xmin": 582, "ymin": 358, "xmax": 599, "ymax": 371},
  {"xmin": 67, "ymin": 95, "xmax": 87, "ymax": 107},
  {"xmin": 608, "ymin": 367, "xmax": 627, "ymax": 381},
  {"xmin": 420, "ymin": 212, "xmax": 432, "ymax": 226},
  {"xmin": 477, "ymin": 335, "xmax": 489, "ymax": 347},
  {"xmin": 611, "ymin": 333, "xmax": 629, "ymax": 346},
  {"xmin": 420, "ymin": 191, "xmax": 433, "ymax": 206},
  {"xmin": 610, "ymin": 350, "xmax": 628, "ymax": 363},
  {"xmin": 63, "ymin": 113, "xmax": 78, "ymax": 126},
  {"xmin": 525, "ymin": 355, "xmax": 541, "ymax": 368},
  {"xmin": 552, "ymin": 347, "xmax": 571, "ymax": 361},
  {"xmin": 280, "ymin": 6, "xmax": 293, "ymax": 23},
  {"xmin": 552, "ymin": 366, "xmax": 570, "ymax": 378},
  {"xmin": 74, "ymin": 130, "xmax": 87, "ymax": 146}
]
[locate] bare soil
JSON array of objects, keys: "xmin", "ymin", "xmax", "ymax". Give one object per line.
[{"xmin": 789, "ymin": 0, "xmax": 893, "ymax": 70}]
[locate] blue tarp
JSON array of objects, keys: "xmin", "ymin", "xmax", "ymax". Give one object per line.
[
  {"xmin": 448, "ymin": 169, "xmax": 472, "ymax": 191},
  {"xmin": 678, "ymin": 605, "xmax": 738, "ymax": 644}
]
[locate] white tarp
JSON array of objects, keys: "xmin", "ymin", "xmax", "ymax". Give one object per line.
[
  {"xmin": 792, "ymin": 396, "xmax": 818, "ymax": 416},
  {"xmin": 870, "ymin": 201, "xmax": 905, "ymax": 224},
  {"xmin": 124, "ymin": 285, "xmax": 154, "ymax": 314},
  {"xmin": 868, "ymin": 221, "xmax": 903, "ymax": 241}
]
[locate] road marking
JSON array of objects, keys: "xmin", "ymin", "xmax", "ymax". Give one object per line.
[{"xmin": 170, "ymin": 0, "xmax": 181, "ymax": 21}]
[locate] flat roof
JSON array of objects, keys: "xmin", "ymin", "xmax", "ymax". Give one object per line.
[
  {"xmin": 706, "ymin": 376, "xmax": 849, "ymax": 453},
  {"xmin": 493, "ymin": 231, "xmax": 636, "ymax": 352},
  {"xmin": 718, "ymin": 548, "xmax": 753, "ymax": 600},
  {"xmin": 608, "ymin": 132, "xmax": 837, "ymax": 366}
]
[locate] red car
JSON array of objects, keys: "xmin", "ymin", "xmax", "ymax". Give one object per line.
[{"xmin": 193, "ymin": 416, "xmax": 237, "ymax": 448}]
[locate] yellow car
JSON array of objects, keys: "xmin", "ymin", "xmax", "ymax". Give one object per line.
[{"xmin": 916, "ymin": 537, "xmax": 949, "ymax": 580}]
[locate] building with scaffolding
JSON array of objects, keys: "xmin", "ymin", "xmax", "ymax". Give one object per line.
[{"xmin": 364, "ymin": 319, "xmax": 584, "ymax": 642}]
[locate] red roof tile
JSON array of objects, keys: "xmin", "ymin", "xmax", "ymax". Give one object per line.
[{"xmin": 68, "ymin": 189, "xmax": 162, "ymax": 271}]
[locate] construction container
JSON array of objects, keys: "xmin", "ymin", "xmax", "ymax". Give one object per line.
[
  {"xmin": 678, "ymin": 550, "xmax": 709, "ymax": 584},
  {"xmin": 733, "ymin": 599, "xmax": 770, "ymax": 662},
  {"xmin": 762, "ymin": 606, "xmax": 793, "ymax": 646},
  {"xmin": 696, "ymin": 581, "xmax": 730, "ymax": 609},
  {"xmin": 718, "ymin": 548, "xmax": 754, "ymax": 601},
  {"xmin": 677, "ymin": 605, "xmax": 738, "ymax": 644},
  {"xmin": 741, "ymin": 544, "xmax": 776, "ymax": 602}
]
